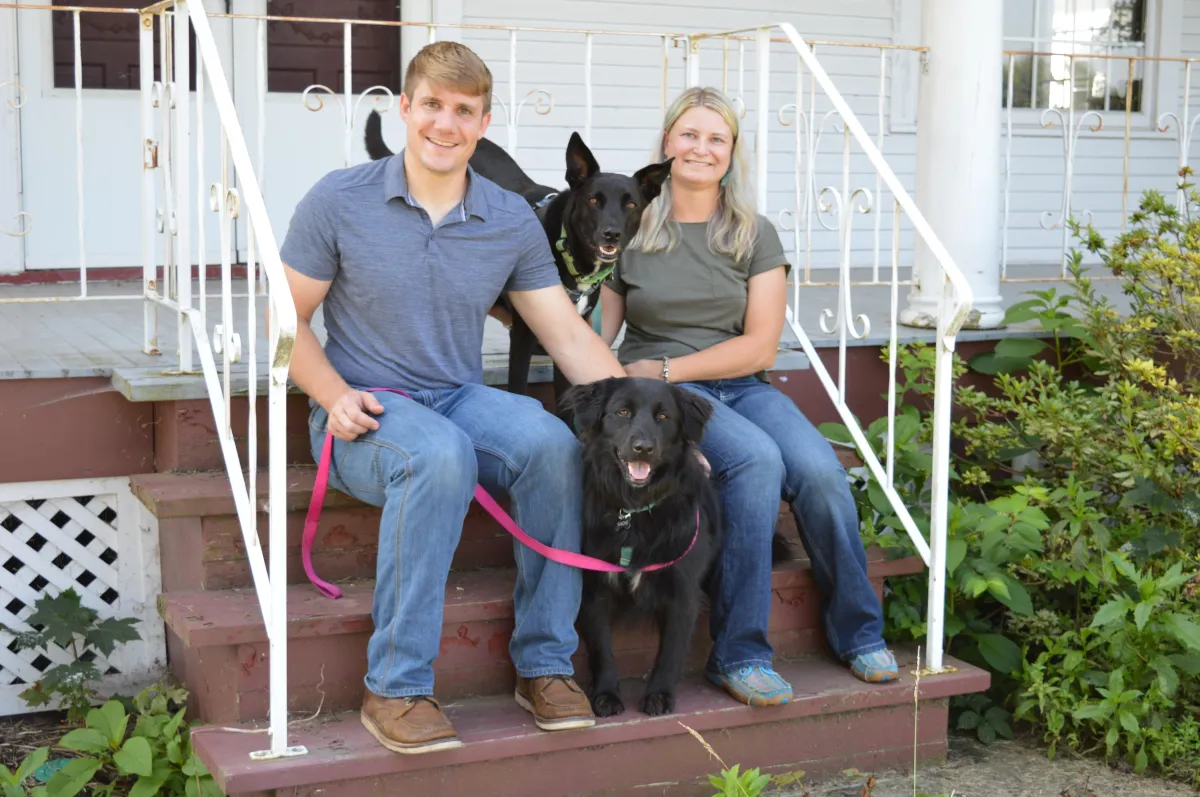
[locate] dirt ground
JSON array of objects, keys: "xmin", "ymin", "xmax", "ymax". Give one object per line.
[
  {"xmin": 3, "ymin": 712, "xmax": 1197, "ymax": 796},
  {"xmin": 787, "ymin": 733, "xmax": 1199, "ymax": 797}
]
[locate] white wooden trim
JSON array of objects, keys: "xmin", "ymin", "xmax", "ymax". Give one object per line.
[
  {"xmin": 890, "ymin": 0, "xmax": 921, "ymax": 133},
  {"xmin": 0, "ymin": 5, "xmax": 23, "ymax": 274}
]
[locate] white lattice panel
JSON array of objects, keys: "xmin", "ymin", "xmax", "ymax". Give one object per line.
[{"xmin": 0, "ymin": 478, "xmax": 164, "ymax": 717}]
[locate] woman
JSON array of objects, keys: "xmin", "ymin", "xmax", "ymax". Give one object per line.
[{"xmin": 600, "ymin": 86, "xmax": 898, "ymax": 706}]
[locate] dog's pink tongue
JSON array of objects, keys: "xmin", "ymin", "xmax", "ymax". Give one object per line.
[{"xmin": 627, "ymin": 461, "xmax": 651, "ymax": 481}]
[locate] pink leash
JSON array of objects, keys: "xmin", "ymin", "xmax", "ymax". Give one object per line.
[{"xmin": 301, "ymin": 387, "xmax": 699, "ymax": 599}]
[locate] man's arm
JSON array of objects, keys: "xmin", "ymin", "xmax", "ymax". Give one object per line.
[
  {"xmin": 507, "ymin": 285, "xmax": 625, "ymax": 385},
  {"xmin": 284, "ymin": 264, "xmax": 384, "ymax": 440}
]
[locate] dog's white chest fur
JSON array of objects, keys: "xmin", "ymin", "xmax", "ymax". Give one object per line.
[{"xmin": 607, "ymin": 570, "xmax": 643, "ymax": 594}]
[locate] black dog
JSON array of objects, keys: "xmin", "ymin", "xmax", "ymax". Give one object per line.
[
  {"xmin": 364, "ymin": 110, "xmax": 672, "ymax": 403},
  {"xmin": 560, "ymin": 376, "xmax": 723, "ymax": 717}
]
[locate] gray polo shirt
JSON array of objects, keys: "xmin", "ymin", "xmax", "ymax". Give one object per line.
[{"xmin": 280, "ymin": 151, "xmax": 560, "ymax": 391}]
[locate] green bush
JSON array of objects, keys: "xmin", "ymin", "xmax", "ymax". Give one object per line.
[{"xmin": 824, "ymin": 176, "xmax": 1200, "ymax": 785}]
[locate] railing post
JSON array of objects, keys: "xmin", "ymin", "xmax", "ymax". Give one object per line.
[
  {"xmin": 174, "ymin": 1, "xmax": 193, "ymax": 373},
  {"xmin": 925, "ymin": 280, "xmax": 956, "ymax": 673},
  {"xmin": 686, "ymin": 37, "xmax": 700, "ymax": 87},
  {"xmin": 754, "ymin": 27, "xmax": 769, "ymax": 211},
  {"xmin": 140, "ymin": 12, "xmax": 160, "ymax": 355}
]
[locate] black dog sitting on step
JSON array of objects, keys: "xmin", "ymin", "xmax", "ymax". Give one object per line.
[
  {"xmin": 561, "ymin": 376, "xmax": 794, "ymax": 716},
  {"xmin": 364, "ymin": 110, "xmax": 672, "ymax": 402},
  {"xmin": 560, "ymin": 376, "xmax": 722, "ymax": 717}
]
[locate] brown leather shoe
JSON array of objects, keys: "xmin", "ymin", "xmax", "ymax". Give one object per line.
[
  {"xmin": 360, "ymin": 691, "xmax": 463, "ymax": 754},
  {"xmin": 514, "ymin": 675, "xmax": 596, "ymax": 731}
]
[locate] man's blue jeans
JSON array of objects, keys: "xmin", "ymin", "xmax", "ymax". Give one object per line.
[
  {"xmin": 679, "ymin": 377, "xmax": 887, "ymax": 673},
  {"xmin": 307, "ymin": 383, "xmax": 584, "ymax": 698}
]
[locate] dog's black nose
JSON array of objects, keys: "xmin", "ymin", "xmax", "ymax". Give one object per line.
[
  {"xmin": 602, "ymin": 228, "xmax": 621, "ymax": 242},
  {"xmin": 631, "ymin": 439, "xmax": 654, "ymax": 456}
]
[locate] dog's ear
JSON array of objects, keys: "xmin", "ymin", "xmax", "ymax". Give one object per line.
[
  {"xmin": 633, "ymin": 158, "xmax": 673, "ymax": 204},
  {"xmin": 565, "ymin": 132, "xmax": 601, "ymax": 189},
  {"xmin": 673, "ymin": 385, "xmax": 713, "ymax": 444},
  {"xmin": 559, "ymin": 378, "xmax": 614, "ymax": 437}
]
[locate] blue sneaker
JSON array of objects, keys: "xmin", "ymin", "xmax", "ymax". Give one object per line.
[
  {"xmin": 707, "ymin": 665, "xmax": 792, "ymax": 706},
  {"xmin": 849, "ymin": 648, "xmax": 899, "ymax": 683}
]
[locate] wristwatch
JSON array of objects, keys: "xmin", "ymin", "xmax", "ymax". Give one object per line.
[{"xmin": 661, "ymin": 356, "xmax": 670, "ymax": 382}]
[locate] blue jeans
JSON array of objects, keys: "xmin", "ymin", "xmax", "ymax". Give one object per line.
[
  {"xmin": 307, "ymin": 383, "xmax": 584, "ymax": 698},
  {"xmin": 679, "ymin": 377, "xmax": 886, "ymax": 671}
]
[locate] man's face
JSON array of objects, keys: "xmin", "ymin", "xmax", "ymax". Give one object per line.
[{"xmin": 399, "ymin": 78, "xmax": 491, "ymax": 177}]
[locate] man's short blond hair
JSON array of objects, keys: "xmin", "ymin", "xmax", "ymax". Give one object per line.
[{"xmin": 404, "ymin": 41, "xmax": 492, "ymax": 114}]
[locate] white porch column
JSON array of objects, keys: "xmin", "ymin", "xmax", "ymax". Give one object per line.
[{"xmin": 900, "ymin": 0, "xmax": 1005, "ymax": 329}]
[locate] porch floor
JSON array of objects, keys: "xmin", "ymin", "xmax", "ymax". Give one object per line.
[{"xmin": 0, "ymin": 273, "xmax": 1132, "ymax": 393}]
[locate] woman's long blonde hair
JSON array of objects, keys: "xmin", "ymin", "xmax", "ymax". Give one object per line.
[{"xmin": 631, "ymin": 86, "xmax": 758, "ymax": 264}]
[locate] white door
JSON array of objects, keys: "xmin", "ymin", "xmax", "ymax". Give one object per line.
[{"xmin": 14, "ymin": 0, "xmax": 235, "ymax": 273}]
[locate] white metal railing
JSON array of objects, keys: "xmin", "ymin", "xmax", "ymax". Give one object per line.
[
  {"xmin": 686, "ymin": 24, "xmax": 974, "ymax": 673},
  {"xmin": 140, "ymin": 0, "xmax": 299, "ymax": 759},
  {"xmin": 1002, "ymin": 50, "xmax": 1200, "ymax": 281}
]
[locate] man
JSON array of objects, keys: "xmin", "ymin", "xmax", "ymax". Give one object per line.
[{"xmin": 279, "ymin": 40, "xmax": 627, "ymax": 755}]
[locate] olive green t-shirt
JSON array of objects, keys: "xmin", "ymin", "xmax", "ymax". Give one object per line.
[{"xmin": 608, "ymin": 215, "xmax": 790, "ymax": 366}]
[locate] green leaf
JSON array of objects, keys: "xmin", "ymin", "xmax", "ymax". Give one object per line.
[
  {"xmin": 1134, "ymin": 746, "xmax": 1148, "ymax": 774},
  {"xmin": 44, "ymin": 758, "xmax": 102, "ymax": 797},
  {"xmin": 1090, "ymin": 599, "xmax": 1131, "ymax": 628},
  {"xmin": 15, "ymin": 748, "xmax": 50, "ymax": 785},
  {"xmin": 1002, "ymin": 299, "xmax": 1046, "ymax": 325},
  {"xmin": 87, "ymin": 700, "xmax": 129, "ymax": 748},
  {"xmin": 993, "ymin": 576, "xmax": 1034, "ymax": 617},
  {"xmin": 163, "ymin": 707, "xmax": 187, "ymax": 740},
  {"xmin": 84, "ymin": 617, "xmax": 141, "ymax": 658},
  {"xmin": 956, "ymin": 710, "xmax": 980, "ymax": 730},
  {"xmin": 58, "ymin": 729, "xmax": 109, "ymax": 755},
  {"xmin": 976, "ymin": 721, "xmax": 997, "ymax": 744},
  {"xmin": 128, "ymin": 760, "xmax": 173, "ymax": 797},
  {"xmin": 975, "ymin": 633, "xmax": 1023, "ymax": 674},
  {"xmin": 1133, "ymin": 601, "xmax": 1154, "ymax": 632},
  {"xmin": 968, "ymin": 352, "xmax": 1032, "ymax": 375},
  {"xmin": 1151, "ymin": 655, "xmax": 1179, "ymax": 697},
  {"xmin": 113, "ymin": 736, "xmax": 153, "ymax": 778},
  {"xmin": 1118, "ymin": 710, "xmax": 1140, "ymax": 735},
  {"xmin": 1164, "ymin": 613, "xmax": 1200, "ymax": 651},
  {"xmin": 819, "ymin": 422, "xmax": 855, "ymax": 446},
  {"xmin": 994, "ymin": 337, "xmax": 1049, "ymax": 360},
  {"xmin": 945, "ymin": 539, "xmax": 967, "ymax": 576},
  {"xmin": 1072, "ymin": 703, "xmax": 1112, "ymax": 722},
  {"xmin": 24, "ymin": 589, "xmax": 96, "ymax": 650}
]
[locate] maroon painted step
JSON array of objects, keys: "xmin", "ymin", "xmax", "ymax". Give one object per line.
[
  {"xmin": 134, "ymin": 466, "xmax": 520, "ymax": 591},
  {"xmin": 160, "ymin": 553, "xmax": 923, "ymax": 725},
  {"xmin": 132, "ymin": 465, "xmax": 861, "ymax": 592},
  {"xmin": 190, "ymin": 649, "xmax": 989, "ymax": 797}
]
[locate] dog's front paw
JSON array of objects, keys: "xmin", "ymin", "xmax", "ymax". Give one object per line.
[
  {"xmin": 639, "ymin": 690, "xmax": 675, "ymax": 716},
  {"xmin": 590, "ymin": 690, "xmax": 625, "ymax": 717}
]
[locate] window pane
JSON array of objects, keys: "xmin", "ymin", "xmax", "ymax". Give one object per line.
[
  {"xmin": 265, "ymin": 0, "xmax": 402, "ymax": 94},
  {"xmin": 1002, "ymin": 0, "xmax": 1146, "ymax": 111},
  {"xmin": 52, "ymin": 2, "xmax": 197, "ymax": 91}
]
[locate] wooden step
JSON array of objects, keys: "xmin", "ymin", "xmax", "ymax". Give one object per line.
[
  {"xmin": 133, "ymin": 457, "xmax": 866, "ymax": 593},
  {"xmin": 159, "ymin": 553, "xmax": 922, "ymax": 725},
  {"xmin": 190, "ymin": 649, "xmax": 989, "ymax": 797}
]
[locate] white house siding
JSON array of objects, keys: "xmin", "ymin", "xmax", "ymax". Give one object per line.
[
  {"xmin": 458, "ymin": 0, "xmax": 917, "ymax": 280},
  {"xmin": 456, "ymin": 0, "xmax": 1200, "ymax": 277}
]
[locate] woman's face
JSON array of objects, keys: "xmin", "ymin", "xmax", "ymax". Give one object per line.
[{"xmin": 662, "ymin": 106, "xmax": 734, "ymax": 191}]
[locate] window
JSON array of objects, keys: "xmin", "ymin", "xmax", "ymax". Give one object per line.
[
  {"xmin": 1002, "ymin": 0, "xmax": 1148, "ymax": 112},
  {"xmin": 264, "ymin": 0, "xmax": 401, "ymax": 94},
  {"xmin": 52, "ymin": 1, "xmax": 197, "ymax": 91},
  {"xmin": 49, "ymin": 0, "xmax": 400, "ymax": 95}
]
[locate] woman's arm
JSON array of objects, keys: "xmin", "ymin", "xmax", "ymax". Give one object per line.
[
  {"xmin": 623, "ymin": 265, "xmax": 788, "ymax": 383},
  {"xmin": 599, "ymin": 283, "xmax": 626, "ymax": 347}
]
